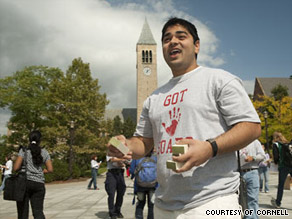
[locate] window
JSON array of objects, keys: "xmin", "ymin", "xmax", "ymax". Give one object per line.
[
  {"xmin": 142, "ymin": 50, "xmax": 152, "ymax": 63},
  {"xmin": 146, "ymin": 50, "xmax": 148, "ymax": 63}
]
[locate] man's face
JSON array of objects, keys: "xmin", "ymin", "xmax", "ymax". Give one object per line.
[{"xmin": 162, "ymin": 24, "xmax": 199, "ymax": 76}]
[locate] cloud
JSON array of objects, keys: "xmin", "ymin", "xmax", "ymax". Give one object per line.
[{"xmin": 0, "ymin": 0, "xmax": 225, "ymax": 134}]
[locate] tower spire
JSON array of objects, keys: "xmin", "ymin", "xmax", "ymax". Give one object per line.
[{"xmin": 137, "ymin": 18, "xmax": 156, "ymax": 45}]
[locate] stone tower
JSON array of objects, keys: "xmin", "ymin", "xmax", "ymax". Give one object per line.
[{"xmin": 136, "ymin": 19, "xmax": 157, "ymax": 122}]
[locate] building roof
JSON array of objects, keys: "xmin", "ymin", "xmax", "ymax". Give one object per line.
[
  {"xmin": 137, "ymin": 18, "xmax": 156, "ymax": 45},
  {"xmin": 255, "ymin": 77, "xmax": 292, "ymax": 97}
]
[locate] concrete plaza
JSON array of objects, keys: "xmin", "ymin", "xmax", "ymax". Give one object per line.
[{"xmin": 0, "ymin": 170, "xmax": 291, "ymax": 219}]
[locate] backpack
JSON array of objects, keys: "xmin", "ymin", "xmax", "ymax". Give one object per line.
[
  {"xmin": 273, "ymin": 142, "xmax": 292, "ymax": 168},
  {"xmin": 281, "ymin": 142, "xmax": 292, "ymax": 168},
  {"xmin": 134, "ymin": 157, "xmax": 157, "ymax": 188}
]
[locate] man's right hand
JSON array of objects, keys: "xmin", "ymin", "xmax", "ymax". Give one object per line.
[{"xmin": 107, "ymin": 135, "xmax": 132, "ymax": 160}]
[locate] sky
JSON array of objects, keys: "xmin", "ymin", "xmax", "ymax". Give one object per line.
[{"xmin": 0, "ymin": 0, "xmax": 291, "ymax": 135}]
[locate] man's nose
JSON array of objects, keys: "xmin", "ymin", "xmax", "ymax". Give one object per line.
[{"xmin": 170, "ymin": 37, "xmax": 179, "ymax": 45}]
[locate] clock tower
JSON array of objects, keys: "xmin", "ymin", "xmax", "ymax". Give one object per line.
[{"xmin": 136, "ymin": 19, "xmax": 157, "ymax": 121}]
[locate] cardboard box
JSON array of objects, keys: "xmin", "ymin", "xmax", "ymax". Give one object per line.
[
  {"xmin": 109, "ymin": 137, "xmax": 129, "ymax": 155},
  {"xmin": 166, "ymin": 144, "xmax": 188, "ymax": 171}
]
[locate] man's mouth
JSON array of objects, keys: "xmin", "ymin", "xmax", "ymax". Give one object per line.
[{"xmin": 169, "ymin": 49, "xmax": 181, "ymax": 56}]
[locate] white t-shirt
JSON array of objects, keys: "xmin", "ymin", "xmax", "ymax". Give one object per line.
[
  {"xmin": 91, "ymin": 159, "xmax": 100, "ymax": 169},
  {"xmin": 4, "ymin": 160, "xmax": 13, "ymax": 175},
  {"xmin": 134, "ymin": 66, "xmax": 261, "ymax": 210}
]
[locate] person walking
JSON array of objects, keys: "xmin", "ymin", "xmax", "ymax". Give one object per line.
[
  {"xmin": 258, "ymin": 143, "xmax": 271, "ymax": 193},
  {"xmin": 108, "ymin": 17, "xmax": 261, "ymax": 219},
  {"xmin": 87, "ymin": 155, "xmax": 102, "ymax": 190},
  {"xmin": 130, "ymin": 150, "xmax": 157, "ymax": 219},
  {"xmin": 13, "ymin": 130, "xmax": 53, "ymax": 219},
  {"xmin": 240, "ymin": 140, "xmax": 265, "ymax": 219},
  {"xmin": 271, "ymin": 132, "xmax": 292, "ymax": 208},
  {"xmin": 0, "ymin": 155, "xmax": 13, "ymax": 194},
  {"xmin": 105, "ymin": 155, "xmax": 127, "ymax": 219}
]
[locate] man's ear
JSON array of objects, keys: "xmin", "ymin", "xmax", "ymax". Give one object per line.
[{"xmin": 194, "ymin": 40, "xmax": 200, "ymax": 54}]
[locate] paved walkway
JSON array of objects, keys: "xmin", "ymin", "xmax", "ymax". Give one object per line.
[{"xmin": 0, "ymin": 170, "xmax": 291, "ymax": 219}]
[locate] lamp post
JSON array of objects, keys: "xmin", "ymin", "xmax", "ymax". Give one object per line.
[
  {"xmin": 263, "ymin": 111, "xmax": 269, "ymax": 155},
  {"xmin": 69, "ymin": 120, "xmax": 74, "ymax": 179}
]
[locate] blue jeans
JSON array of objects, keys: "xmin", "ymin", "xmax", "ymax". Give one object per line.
[
  {"xmin": 0, "ymin": 174, "xmax": 10, "ymax": 191},
  {"xmin": 88, "ymin": 168, "xmax": 98, "ymax": 189},
  {"xmin": 258, "ymin": 166, "xmax": 269, "ymax": 192},
  {"xmin": 276, "ymin": 166, "xmax": 292, "ymax": 206},
  {"xmin": 242, "ymin": 170, "xmax": 259, "ymax": 219},
  {"xmin": 135, "ymin": 188, "xmax": 155, "ymax": 219}
]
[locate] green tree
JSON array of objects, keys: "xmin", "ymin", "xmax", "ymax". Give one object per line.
[
  {"xmin": 122, "ymin": 117, "xmax": 136, "ymax": 138},
  {"xmin": 253, "ymin": 95, "xmax": 292, "ymax": 145},
  {"xmin": 44, "ymin": 58, "xmax": 109, "ymax": 161},
  {"xmin": 270, "ymin": 84, "xmax": 289, "ymax": 122},
  {"xmin": 271, "ymin": 84, "xmax": 288, "ymax": 101},
  {"xmin": 0, "ymin": 58, "xmax": 109, "ymax": 179},
  {"xmin": 0, "ymin": 65, "xmax": 63, "ymax": 146},
  {"xmin": 111, "ymin": 116, "xmax": 123, "ymax": 136}
]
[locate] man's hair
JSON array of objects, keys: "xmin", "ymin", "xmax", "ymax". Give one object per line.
[{"xmin": 161, "ymin": 17, "xmax": 200, "ymax": 44}]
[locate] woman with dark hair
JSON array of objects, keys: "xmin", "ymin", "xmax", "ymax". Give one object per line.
[{"xmin": 14, "ymin": 130, "xmax": 53, "ymax": 219}]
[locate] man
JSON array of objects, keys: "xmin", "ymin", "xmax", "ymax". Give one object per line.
[
  {"xmin": 108, "ymin": 17, "xmax": 261, "ymax": 218},
  {"xmin": 105, "ymin": 155, "xmax": 127, "ymax": 219},
  {"xmin": 240, "ymin": 140, "xmax": 265, "ymax": 219}
]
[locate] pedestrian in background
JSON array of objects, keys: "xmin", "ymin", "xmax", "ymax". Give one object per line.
[
  {"xmin": 240, "ymin": 140, "xmax": 265, "ymax": 219},
  {"xmin": 258, "ymin": 143, "xmax": 270, "ymax": 193},
  {"xmin": 105, "ymin": 155, "xmax": 127, "ymax": 219},
  {"xmin": 0, "ymin": 154, "xmax": 13, "ymax": 194},
  {"xmin": 87, "ymin": 155, "xmax": 102, "ymax": 190},
  {"xmin": 14, "ymin": 130, "xmax": 53, "ymax": 219},
  {"xmin": 130, "ymin": 149, "xmax": 157, "ymax": 219},
  {"xmin": 271, "ymin": 132, "xmax": 292, "ymax": 208}
]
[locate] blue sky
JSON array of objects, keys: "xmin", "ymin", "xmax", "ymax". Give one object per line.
[
  {"xmin": 0, "ymin": 0, "xmax": 291, "ymax": 135},
  {"xmin": 109, "ymin": 0, "xmax": 292, "ymax": 80}
]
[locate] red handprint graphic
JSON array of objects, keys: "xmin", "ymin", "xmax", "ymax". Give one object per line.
[{"xmin": 162, "ymin": 107, "xmax": 181, "ymax": 136}]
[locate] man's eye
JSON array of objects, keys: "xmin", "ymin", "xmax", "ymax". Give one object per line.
[
  {"xmin": 163, "ymin": 38, "xmax": 170, "ymax": 43},
  {"xmin": 178, "ymin": 35, "xmax": 186, "ymax": 40}
]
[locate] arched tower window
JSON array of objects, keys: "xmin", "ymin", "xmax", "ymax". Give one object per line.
[
  {"xmin": 146, "ymin": 50, "xmax": 149, "ymax": 63},
  {"xmin": 149, "ymin": 50, "xmax": 152, "ymax": 63},
  {"xmin": 142, "ymin": 50, "xmax": 145, "ymax": 63}
]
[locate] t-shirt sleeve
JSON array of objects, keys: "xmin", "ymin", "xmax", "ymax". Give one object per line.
[
  {"xmin": 217, "ymin": 78, "xmax": 260, "ymax": 126},
  {"xmin": 18, "ymin": 148, "xmax": 24, "ymax": 157},
  {"xmin": 134, "ymin": 97, "xmax": 153, "ymax": 138},
  {"xmin": 41, "ymin": 149, "xmax": 51, "ymax": 163}
]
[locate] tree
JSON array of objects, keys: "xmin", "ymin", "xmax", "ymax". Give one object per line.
[
  {"xmin": 270, "ymin": 84, "xmax": 289, "ymax": 122},
  {"xmin": 122, "ymin": 117, "xmax": 136, "ymax": 138},
  {"xmin": 0, "ymin": 58, "xmax": 109, "ymax": 179},
  {"xmin": 111, "ymin": 116, "xmax": 123, "ymax": 136},
  {"xmin": 0, "ymin": 65, "xmax": 63, "ymax": 146},
  {"xmin": 252, "ymin": 95, "xmax": 292, "ymax": 145},
  {"xmin": 44, "ymin": 58, "xmax": 109, "ymax": 176},
  {"xmin": 271, "ymin": 84, "xmax": 288, "ymax": 101}
]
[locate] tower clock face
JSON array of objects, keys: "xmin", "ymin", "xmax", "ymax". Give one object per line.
[{"xmin": 143, "ymin": 67, "xmax": 151, "ymax": 76}]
